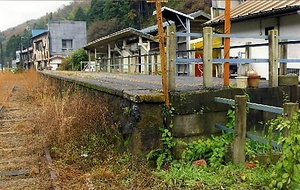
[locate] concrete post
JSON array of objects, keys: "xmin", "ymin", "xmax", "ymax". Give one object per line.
[
  {"xmin": 120, "ymin": 56, "xmax": 124, "ymax": 73},
  {"xmin": 268, "ymin": 30, "xmax": 278, "ymax": 87},
  {"xmin": 143, "ymin": 55, "xmax": 148, "ymax": 75},
  {"xmin": 233, "ymin": 95, "xmax": 247, "ymax": 164},
  {"xmin": 154, "ymin": 53, "xmax": 158, "ymax": 74},
  {"xmin": 167, "ymin": 24, "xmax": 176, "ymax": 91},
  {"xmin": 107, "ymin": 44, "xmax": 111, "ymax": 73},
  {"xmin": 279, "ymin": 40, "xmax": 287, "ymax": 75},
  {"xmin": 128, "ymin": 56, "xmax": 131, "ymax": 73},
  {"xmin": 94, "ymin": 48, "xmax": 97, "ymax": 71},
  {"xmin": 245, "ymin": 42, "xmax": 251, "ymax": 72},
  {"xmin": 203, "ymin": 27, "xmax": 213, "ymax": 87}
]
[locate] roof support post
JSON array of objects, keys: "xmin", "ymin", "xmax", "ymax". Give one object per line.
[
  {"xmin": 107, "ymin": 43, "xmax": 111, "ymax": 73},
  {"xmin": 269, "ymin": 29, "xmax": 278, "ymax": 87},
  {"xmin": 93, "ymin": 48, "xmax": 96, "ymax": 71}
]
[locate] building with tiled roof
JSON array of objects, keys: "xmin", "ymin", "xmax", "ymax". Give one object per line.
[{"xmin": 204, "ymin": 0, "xmax": 300, "ymax": 79}]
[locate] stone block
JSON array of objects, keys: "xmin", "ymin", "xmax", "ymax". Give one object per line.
[{"xmin": 173, "ymin": 112, "xmax": 227, "ymax": 138}]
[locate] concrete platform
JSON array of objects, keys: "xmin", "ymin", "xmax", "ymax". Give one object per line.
[
  {"xmin": 41, "ymin": 71, "xmax": 297, "ymax": 156},
  {"xmin": 42, "ymin": 71, "xmax": 269, "ymax": 103}
]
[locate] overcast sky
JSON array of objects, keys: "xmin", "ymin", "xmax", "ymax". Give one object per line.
[{"xmin": 0, "ymin": 0, "xmax": 72, "ymax": 31}]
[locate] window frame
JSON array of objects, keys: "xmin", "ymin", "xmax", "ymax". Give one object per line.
[{"xmin": 62, "ymin": 39, "xmax": 73, "ymax": 50}]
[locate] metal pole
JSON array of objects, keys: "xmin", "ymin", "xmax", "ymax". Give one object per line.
[{"xmin": 224, "ymin": 0, "xmax": 231, "ymax": 86}]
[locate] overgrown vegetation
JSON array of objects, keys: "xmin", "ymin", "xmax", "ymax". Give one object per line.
[
  {"xmin": 58, "ymin": 48, "xmax": 88, "ymax": 70},
  {"xmin": 147, "ymin": 93, "xmax": 299, "ymax": 189},
  {"xmin": 16, "ymin": 70, "xmax": 169, "ymax": 189},
  {"xmin": 4, "ymin": 70, "xmax": 299, "ymax": 189},
  {"xmin": 269, "ymin": 112, "xmax": 300, "ymax": 189},
  {"xmin": 147, "ymin": 106, "xmax": 176, "ymax": 170}
]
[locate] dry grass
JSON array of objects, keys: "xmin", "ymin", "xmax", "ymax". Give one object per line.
[
  {"xmin": 0, "ymin": 70, "xmax": 169, "ymax": 189},
  {"xmin": 0, "ymin": 70, "xmax": 53, "ymax": 189}
]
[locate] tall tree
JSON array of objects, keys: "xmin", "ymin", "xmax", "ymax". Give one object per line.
[
  {"xmin": 86, "ymin": 0, "xmax": 105, "ymax": 24},
  {"xmin": 87, "ymin": 19, "xmax": 119, "ymax": 42},
  {"xmin": 5, "ymin": 34, "xmax": 21, "ymax": 60},
  {"xmin": 103, "ymin": 0, "xmax": 135, "ymax": 29},
  {"xmin": 74, "ymin": 6, "xmax": 87, "ymax": 21}
]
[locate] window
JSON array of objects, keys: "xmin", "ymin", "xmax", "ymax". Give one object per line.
[
  {"xmin": 62, "ymin": 39, "xmax": 73, "ymax": 50},
  {"xmin": 265, "ymin": 26, "xmax": 274, "ymax": 36},
  {"xmin": 35, "ymin": 41, "xmax": 42, "ymax": 51}
]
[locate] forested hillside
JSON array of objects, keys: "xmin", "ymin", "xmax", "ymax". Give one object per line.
[{"xmin": 1, "ymin": 0, "xmax": 210, "ymax": 66}]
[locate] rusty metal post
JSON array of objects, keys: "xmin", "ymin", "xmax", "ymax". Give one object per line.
[
  {"xmin": 223, "ymin": 0, "xmax": 231, "ymax": 86},
  {"xmin": 154, "ymin": 0, "xmax": 170, "ymax": 108}
]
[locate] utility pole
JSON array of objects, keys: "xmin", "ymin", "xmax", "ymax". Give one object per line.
[
  {"xmin": 20, "ymin": 37, "xmax": 23, "ymax": 70},
  {"xmin": 0, "ymin": 42, "xmax": 3, "ymax": 72},
  {"xmin": 224, "ymin": 0, "xmax": 231, "ymax": 86},
  {"xmin": 0, "ymin": 34, "xmax": 4, "ymax": 72},
  {"xmin": 147, "ymin": 0, "xmax": 170, "ymax": 109}
]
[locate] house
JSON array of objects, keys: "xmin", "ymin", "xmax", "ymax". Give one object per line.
[
  {"xmin": 16, "ymin": 36, "xmax": 35, "ymax": 70},
  {"xmin": 204, "ymin": 0, "xmax": 300, "ymax": 79},
  {"xmin": 31, "ymin": 29, "xmax": 49, "ymax": 70},
  {"xmin": 32, "ymin": 21, "xmax": 87, "ymax": 70}
]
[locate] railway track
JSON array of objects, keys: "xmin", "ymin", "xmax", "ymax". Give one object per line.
[{"xmin": 0, "ymin": 85, "xmax": 52, "ymax": 189}]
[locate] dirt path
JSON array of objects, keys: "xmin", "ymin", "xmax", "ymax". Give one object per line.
[{"xmin": 0, "ymin": 76, "xmax": 51, "ymax": 189}]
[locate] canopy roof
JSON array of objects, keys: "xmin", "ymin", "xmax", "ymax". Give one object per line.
[{"xmin": 84, "ymin": 27, "xmax": 155, "ymax": 51}]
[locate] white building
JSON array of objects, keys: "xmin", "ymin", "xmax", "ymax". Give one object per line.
[{"xmin": 205, "ymin": 0, "xmax": 300, "ymax": 79}]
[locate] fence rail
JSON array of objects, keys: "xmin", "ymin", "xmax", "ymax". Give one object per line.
[
  {"xmin": 214, "ymin": 95, "xmax": 297, "ymax": 164},
  {"xmin": 214, "ymin": 97, "xmax": 283, "ymax": 114},
  {"xmin": 215, "ymin": 124, "xmax": 282, "ymax": 149}
]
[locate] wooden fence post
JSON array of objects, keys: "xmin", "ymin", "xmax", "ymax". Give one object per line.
[
  {"xmin": 283, "ymin": 102, "xmax": 299, "ymax": 136},
  {"xmin": 233, "ymin": 95, "xmax": 247, "ymax": 164},
  {"xmin": 203, "ymin": 27, "xmax": 213, "ymax": 87},
  {"xmin": 167, "ymin": 24, "xmax": 176, "ymax": 91},
  {"xmin": 268, "ymin": 29, "xmax": 278, "ymax": 87}
]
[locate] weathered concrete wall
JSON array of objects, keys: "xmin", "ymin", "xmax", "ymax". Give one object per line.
[
  {"xmin": 49, "ymin": 21, "xmax": 87, "ymax": 57},
  {"xmin": 171, "ymin": 86, "xmax": 298, "ymax": 142},
  {"xmin": 41, "ymin": 72, "xmax": 298, "ymax": 157},
  {"xmin": 41, "ymin": 72, "xmax": 163, "ymax": 157}
]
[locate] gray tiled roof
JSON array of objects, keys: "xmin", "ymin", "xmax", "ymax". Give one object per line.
[{"xmin": 205, "ymin": 0, "xmax": 300, "ymax": 26}]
